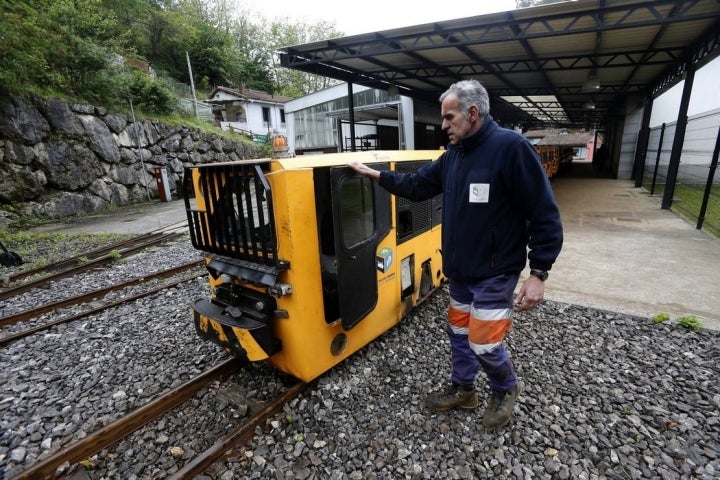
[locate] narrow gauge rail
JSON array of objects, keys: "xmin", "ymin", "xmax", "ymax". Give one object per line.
[
  {"xmin": 168, "ymin": 381, "xmax": 308, "ymax": 479},
  {"xmin": 0, "ymin": 260, "xmax": 204, "ymax": 327},
  {"xmin": 6, "ymin": 360, "xmax": 245, "ymax": 480},
  {"xmin": 0, "ymin": 231, "xmax": 186, "ymax": 301},
  {"xmin": 0, "ymin": 261, "xmax": 205, "ymax": 346},
  {"xmin": 2, "ymin": 231, "xmax": 163, "ymax": 286}
]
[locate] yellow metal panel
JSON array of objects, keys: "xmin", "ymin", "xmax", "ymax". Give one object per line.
[{"xmin": 232, "ymin": 327, "xmax": 270, "ymax": 361}]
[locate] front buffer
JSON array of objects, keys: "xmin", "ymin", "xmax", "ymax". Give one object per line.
[{"xmin": 192, "ymin": 283, "xmax": 281, "ymax": 362}]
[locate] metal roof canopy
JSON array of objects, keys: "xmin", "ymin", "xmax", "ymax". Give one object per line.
[{"xmin": 279, "ymin": 0, "xmax": 720, "ymax": 130}]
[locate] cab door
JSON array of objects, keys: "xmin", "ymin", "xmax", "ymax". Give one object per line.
[{"xmin": 330, "ymin": 165, "xmax": 391, "ymax": 329}]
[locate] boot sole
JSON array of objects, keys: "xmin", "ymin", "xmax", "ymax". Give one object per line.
[{"xmin": 425, "ymin": 397, "xmax": 479, "ymax": 412}]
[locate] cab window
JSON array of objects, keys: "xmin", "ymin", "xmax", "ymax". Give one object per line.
[{"xmin": 339, "ymin": 176, "xmax": 375, "ymax": 248}]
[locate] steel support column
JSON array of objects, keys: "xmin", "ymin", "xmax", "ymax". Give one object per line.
[
  {"xmin": 348, "ymin": 83, "xmax": 356, "ymax": 152},
  {"xmin": 697, "ymin": 124, "xmax": 720, "ymax": 230},
  {"xmin": 632, "ymin": 98, "xmax": 653, "ymax": 187},
  {"xmin": 650, "ymin": 123, "xmax": 666, "ymax": 195},
  {"xmin": 662, "ymin": 67, "xmax": 696, "ymax": 210}
]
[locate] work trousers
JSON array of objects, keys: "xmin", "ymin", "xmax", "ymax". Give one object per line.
[{"xmin": 447, "ymin": 274, "xmax": 519, "ymax": 392}]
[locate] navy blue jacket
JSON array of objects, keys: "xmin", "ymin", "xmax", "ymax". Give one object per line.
[{"xmin": 378, "ymin": 115, "xmax": 563, "ymax": 281}]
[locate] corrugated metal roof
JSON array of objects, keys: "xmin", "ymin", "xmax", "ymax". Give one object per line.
[
  {"xmin": 278, "ymin": 0, "xmax": 720, "ymax": 130},
  {"xmin": 537, "ymin": 132, "xmax": 596, "ymax": 146},
  {"xmin": 207, "ymin": 86, "xmax": 293, "ymax": 105}
]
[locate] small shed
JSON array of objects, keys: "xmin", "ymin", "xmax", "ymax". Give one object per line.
[{"xmin": 527, "ymin": 130, "xmax": 598, "ymax": 161}]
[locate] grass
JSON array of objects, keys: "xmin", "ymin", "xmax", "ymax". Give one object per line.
[
  {"xmin": 676, "ymin": 315, "xmax": 702, "ymax": 331},
  {"xmin": 643, "ymin": 183, "xmax": 720, "ymax": 238},
  {"xmin": 653, "ymin": 312, "xmax": 704, "ymax": 331},
  {"xmin": 0, "ymin": 228, "xmax": 132, "ymax": 267}
]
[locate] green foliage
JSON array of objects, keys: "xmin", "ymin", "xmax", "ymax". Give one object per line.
[
  {"xmin": 124, "ymin": 71, "xmax": 178, "ymax": 115},
  {"xmin": 109, "ymin": 249, "xmax": 122, "ymax": 261},
  {"xmin": 1, "ymin": 0, "xmax": 337, "ymax": 111},
  {"xmin": 0, "ymin": 1, "xmax": 58, "ymax": 95},
  {"xmin": 652, "ymin": 312, "xmax": 670, "ymax": 323},
  {"xmin": 676, "ymin": 315, "xmax": 702, "ymax": 331},
  {"xmin": 267, "ymin": 18, "xmax": 343, "ymax": 96}
]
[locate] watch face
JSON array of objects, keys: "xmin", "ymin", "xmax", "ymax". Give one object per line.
[{"xmin": 531, "ymin": 270, "xmax": 548, "ymax": 281}]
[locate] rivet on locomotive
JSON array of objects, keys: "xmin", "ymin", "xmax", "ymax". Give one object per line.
[{"xmin": 183, "ymin": 150, "xmax": 446, "ymax": 382}]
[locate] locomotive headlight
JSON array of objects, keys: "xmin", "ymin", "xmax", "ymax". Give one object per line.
[{"xmin": 401, "ymin": 256, "xmax": 412, "ymax": 292}]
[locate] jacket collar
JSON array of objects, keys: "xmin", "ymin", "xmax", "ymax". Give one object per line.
[{"xmin": 448, "ymin": 114, "xmax": 496, "ymax": 152}]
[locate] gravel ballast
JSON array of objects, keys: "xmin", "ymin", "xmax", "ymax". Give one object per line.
[
  {"xmin": 1, "ymin": 237, "xmax": 718, "ymax": 479},
  {"xmin": 216, "ymin": 291, "xmax": 719, "ymax": 480}
]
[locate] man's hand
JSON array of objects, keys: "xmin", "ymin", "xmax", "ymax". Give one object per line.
[
  {"xmin": 348, "ymin": 161, "xmax": 381, "ymax": 180},
  {"xmin": 513, "ymin": 275, "xmax": 545, "ymax": 312}
]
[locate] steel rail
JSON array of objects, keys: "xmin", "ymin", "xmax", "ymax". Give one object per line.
[
  {"xmin": 0, "ymin": 260, "xmax": 204, "ymax": 327},
  {"xmin": 0, "ymin": 232, "xmax": 184, "ymax": 301},
  {"xmin": 8, "ymin": 359, "xmax": 241, "ymax": 480},
  {"xmin": 168, "ymin": 380, "xmax": 309, "ymax": 479},
  {"xmin": 0, "ymin": 272, "xmax": 204, "ymax": 347},
  {"xmin": 1, "ymin": 231, "xmax": 162, "ymax": 286}
]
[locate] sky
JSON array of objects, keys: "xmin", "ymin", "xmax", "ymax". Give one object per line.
[{"xmin": 243, "ymin": 0, "xmax": 518, "ymax": 36}]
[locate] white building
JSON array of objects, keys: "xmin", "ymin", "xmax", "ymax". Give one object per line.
[{"xmin": 207, "ymin": 86, "xmax": 292, "ymax": 142}]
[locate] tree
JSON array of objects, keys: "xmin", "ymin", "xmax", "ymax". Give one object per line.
[
  {"xmin": 266, "ymin": 18, "xmax": 343, "ymax": 97},
  {"xmin": 0, "ymin": 0, "xmax": 55, "ymax": 94},
  {"xmin": 0, "ymin": 0, "xmax": 340, "ymax": 108}
]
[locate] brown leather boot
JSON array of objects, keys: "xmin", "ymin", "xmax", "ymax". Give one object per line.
[
  {"xmin": 425, "ymin": 384, "xmax": 478, "ymax": 412},
  {"xmin": 482, "ymin": 383, "xmax": 521, "ymax": 428}
]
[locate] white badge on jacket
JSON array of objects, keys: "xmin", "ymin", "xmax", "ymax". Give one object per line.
[{"xmin": 469, "ymin": 183, "xmax": 490, "ymax": 203}]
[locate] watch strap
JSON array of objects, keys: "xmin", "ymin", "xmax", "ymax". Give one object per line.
[{"xmin": 530, "ymin": 269, "xmax": 548, "ymax": 281}]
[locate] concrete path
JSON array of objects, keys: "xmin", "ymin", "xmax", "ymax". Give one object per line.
[{"xmin": 542, "ymin": 163, "xmax": 719, "ymax": 330}]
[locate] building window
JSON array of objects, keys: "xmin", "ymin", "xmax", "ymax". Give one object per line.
[
  {"xmin": 280, "ymin": 109, "xmax": 286, "ymax": 125},
  {"xmin": 262, "ymin": 107, "xmax": 271, "ymax": 126}
]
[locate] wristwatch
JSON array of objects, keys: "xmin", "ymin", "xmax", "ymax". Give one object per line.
[{"xmin": 530, "ymin": 269, "xmax": 549, "ymax": 281}]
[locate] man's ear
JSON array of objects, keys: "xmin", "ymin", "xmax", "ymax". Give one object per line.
[{"xmin": 468, "ymin": 104, "xmax": 479, "ymax": 121}]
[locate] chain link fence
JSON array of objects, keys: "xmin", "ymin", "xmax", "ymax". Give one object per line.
[{"xmin": 639, "ymin": 109, "xmax": 720, "ymax": 237}]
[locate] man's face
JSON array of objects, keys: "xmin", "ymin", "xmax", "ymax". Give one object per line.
[{"xmin": 441, "ymin": 94, "xmax": 475, "ymax": 145}]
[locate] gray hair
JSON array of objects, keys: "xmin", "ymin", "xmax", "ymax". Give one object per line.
[{"xmin": 439, "ymin": 80, "xmax": 490, "ymax": 118}]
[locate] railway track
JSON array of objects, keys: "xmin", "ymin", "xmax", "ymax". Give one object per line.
[
  {"xmin": 7, "ymin": 360, "xmax": 246, "ymax": 479},
  {"xmin": 2, "ymin": 221, "xmax": 312, "ymax": 478},
  {"xmin": 0, "ymin": 260, "xmax": 205, "ymax": 346},
  {"xmin": 0, "ymin": 230, "xmax": 186, "ymax": 300},
  {"xmin": 6, "ymin": 357, "xmax": 307, "ymax": 479}
]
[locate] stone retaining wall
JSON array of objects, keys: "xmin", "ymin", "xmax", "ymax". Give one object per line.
[{"xmin": 0, "ymin": 95, "xmax": 263, "ymax": 226}]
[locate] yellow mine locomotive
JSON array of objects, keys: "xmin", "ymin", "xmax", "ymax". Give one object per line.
[{"xmin": 184, "ymin": 151, "xmax": 446, "ymax": 382}]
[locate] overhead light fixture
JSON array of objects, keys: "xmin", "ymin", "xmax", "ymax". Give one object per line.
[
  {"xmin": 387, "ymin": 83, "xmax": 399, "ymax": 96},
  {"xmin": 582, "ymin": 73, "xmax": 601, "ymax": 92},
  {"xmin": 584, "ymin": 99, "xmax": 596, "ymax": 110}
]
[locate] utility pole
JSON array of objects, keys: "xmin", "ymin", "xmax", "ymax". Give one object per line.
[{"xmin": 186, "ymin": 51, "xmax": 199, "ymax": 119}]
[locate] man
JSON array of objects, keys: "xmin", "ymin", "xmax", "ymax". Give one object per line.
[{"xmin": 348, "ymin": 79, "xmax": 563, "ymax": 428}]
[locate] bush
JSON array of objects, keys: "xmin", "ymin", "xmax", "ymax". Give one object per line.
[
  {"xmin": 124, "ymin": 71, "xmax": 178, "ymax": 116},
  {"xmin": 652, "ymin": 312, "xmax": 670, "ymax": 323}
]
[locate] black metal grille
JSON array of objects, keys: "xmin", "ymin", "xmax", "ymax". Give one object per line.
[
  {"xmin": 184, "ymin": 162, "xmax": 282, "ymax": 268},
  {"xmin": 395, "ymin": 161, "xmax": 442, "ymax": 244}
]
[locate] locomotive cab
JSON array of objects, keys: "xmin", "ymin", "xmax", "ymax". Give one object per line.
[{"xmin": 184, "ymin": 151, "xmax": 445, "ymax": 382}]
